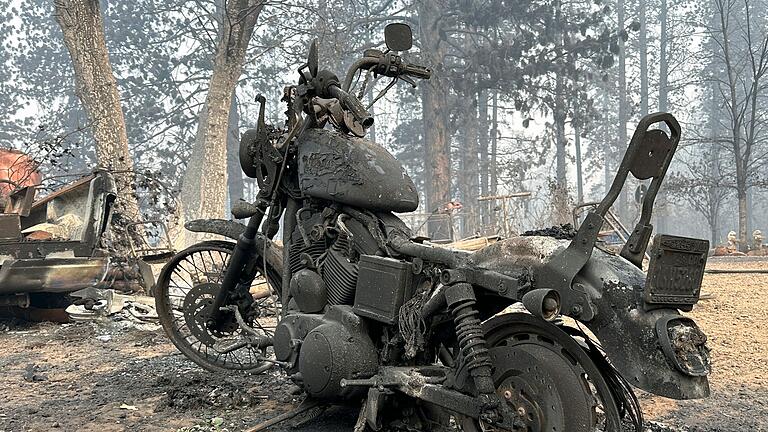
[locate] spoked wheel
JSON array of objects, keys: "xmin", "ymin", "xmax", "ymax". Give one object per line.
[
  {"xmin": 154, "ymin": 241, "xmax": 279, "ymax": 373},
  {"xmin": 460, "ymin": 313, "xmax": 622, "ymax": 432}
]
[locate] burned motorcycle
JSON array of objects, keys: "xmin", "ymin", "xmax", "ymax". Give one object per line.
[{"xmin": 155, "ymin": 23, "xmax": 710, "ymax": 431}]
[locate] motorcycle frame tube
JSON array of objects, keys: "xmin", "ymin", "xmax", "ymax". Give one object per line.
[
  {"xmin": 208, "ymin": 201, "xmax": 269, "ymax": 325},
  {"xmin": 387, "ymin": 233, "xmax": 470, "ymax": 268}
]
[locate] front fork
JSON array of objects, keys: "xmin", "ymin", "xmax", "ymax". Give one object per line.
[{"xmin": 206, "ymin": 201, "xmax": 269, "ymax": 328}]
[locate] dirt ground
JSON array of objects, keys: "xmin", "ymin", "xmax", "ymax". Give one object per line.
[
  {"xmin": 0, "ymin": 258, "xmax": 765, "ymax": 432},
  {"xmin": 640, "ymin": 257, "xmax": 768, "ymax": 431}
]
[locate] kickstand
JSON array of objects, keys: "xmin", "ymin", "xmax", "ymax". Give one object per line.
[{"xmin": 246, "ymin": 398, "xmax": 325, "ymax": 432}]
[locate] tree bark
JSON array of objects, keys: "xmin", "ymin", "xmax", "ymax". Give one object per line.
[
  {"xmin": 657, "ymin": 0, "xmax": 669, "ymax": 233},
  {"xmin": 180, "ymin": 0, "xmax": 263, "ymax": 236},
  {"xmin": 552, "ymin": 79, "xmax": 569, "ymax": 224},
  {"xmin": 552, "ymin": 2, "xmax": 569, "ymax": 224},
  {"xmin": 461, "ymin": 92, "xmax": 479, "ymax": 237},
  {"xmin": 617, "ymin": 0, "xmax": 629, "ymax": 221},
  {"xmin": 659, "ymin": 0, "xmax": 669, "ymax": 113},
  {"xmin": 478, "ymin": 88, "xmax": 490, "ymax": 228},
  {"xmin": 418, "ymin": 0, "xmax": 452, "ymax": 239},
  {"xmin": 639, "ymin": 0, "xmax": 649, "ymax": 117},
  {"xmin": 707, "ymin": 81, "xmax": 721, "ymax": 244},
  {"xmin": 740, "ymin": 4, "xmax": 766, "ymax": 247},
  {"xmin": 574, "ymin": 125, "xmax": 584, "ymax": 204},
  {"xmin": 53, "ymin": 0, "xmax": 141, "ymax": 244},
  {"xmin": 490, "ymin": 91, "xmax": 499, "ymax": 228},
  {"xmin": 603, "ymin": 86, "xmax": 611, "ymax": 195},
  {"xmin": 715, "ymin": 0, "xmax": 746, "ymax": 246},
  {"xmin": 226, "ymin": 95, "xmax": 244, "ymax": 214}
]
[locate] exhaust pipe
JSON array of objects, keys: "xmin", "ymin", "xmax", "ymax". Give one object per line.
[{"xmin": 522, "ymin": 289, "xmax": 561, "ymax": 321}]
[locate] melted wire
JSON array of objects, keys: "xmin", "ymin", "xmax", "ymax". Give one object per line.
[{"xmin": 398, "ymin": 283, "xmax": 431, "ymax": 359}]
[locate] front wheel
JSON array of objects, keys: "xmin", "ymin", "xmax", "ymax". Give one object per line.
[
  {"xmin": 154, "ymin": 241, "xmax": 279, "ymax": 373},
  {"xmin": 459, "ymin": 313, "xmax": 623, "ymax": 432}
]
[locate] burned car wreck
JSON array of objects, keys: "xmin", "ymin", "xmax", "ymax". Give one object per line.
[{"xmin": 0, "ymin": 170, "xmax": 116, "ymax": 312}]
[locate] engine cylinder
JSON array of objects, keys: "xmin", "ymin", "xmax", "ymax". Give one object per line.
[{"xmin": 321, "ymin": 236, "xmax": 358, "ymax": 305}]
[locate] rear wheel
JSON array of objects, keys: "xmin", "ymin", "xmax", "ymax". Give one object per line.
[
  {"xmin": 459, "ymin": 313, "xmax": 622, "ymax": 432},
  {"xmin": 154, "ymin": 241, "xmax": 279, "ymax": 373}
]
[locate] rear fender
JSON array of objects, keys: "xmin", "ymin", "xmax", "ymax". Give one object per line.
[
  {"xmin": 469, "ymin": 235, "xmax": 710, "ymax": 399},
  {"xmin": 576, "ymin": 250, "xmax": 710, "ymax": 400}
]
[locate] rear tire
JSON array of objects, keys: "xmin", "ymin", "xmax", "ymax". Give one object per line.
[{"xmin": 459, "ymin": 313, "xmax": 622, "ymax": 432}]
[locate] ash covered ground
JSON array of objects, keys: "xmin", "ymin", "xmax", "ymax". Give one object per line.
[{"xmin": 0, "ymin": 259, "xmax": 765, "ymax": 432}]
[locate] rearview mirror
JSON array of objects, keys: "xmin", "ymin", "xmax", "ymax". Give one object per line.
[{"xmin": 385, "ymin": 23, "xmax": 412, "ymax": 51}]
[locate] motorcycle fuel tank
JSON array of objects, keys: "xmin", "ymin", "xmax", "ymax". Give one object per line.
[{"xmin": 296, "ymin": 129, "xmax": 419, "ymax": 212}]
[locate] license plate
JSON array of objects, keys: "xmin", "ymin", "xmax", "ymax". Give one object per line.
[{"xmin": 644, "ymin": 235, "xmax": 709, "ymax": 309}]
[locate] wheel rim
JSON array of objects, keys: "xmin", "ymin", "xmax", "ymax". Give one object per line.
[
  {"xmin": 469, "ymin": 313, "xmax": 620, "ymax": 432},
  {"xmin": 482, "ymin": 337, "xmax": 598, "ymax": 431},
  {"xmin": 155, "ymin": 243, "xmax": 278, "ymax": 372}
]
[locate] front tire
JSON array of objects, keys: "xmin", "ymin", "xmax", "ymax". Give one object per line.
[{"xmin": 154, "ymin": 241, "xmax": 278, "ymax": 373}]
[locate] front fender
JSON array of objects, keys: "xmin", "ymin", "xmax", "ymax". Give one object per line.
[
  {"xmin": 576, "ymin": 249, "xmax": 710, "ymax": 400},
  {"xmin": 185, "ymin": 218, "xmax": 284, "ymax": 277}
]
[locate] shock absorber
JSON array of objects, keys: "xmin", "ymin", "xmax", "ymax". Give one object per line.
[{"xmin": 444, "ymin": 283, "xmax": 497, "ymax": 405}]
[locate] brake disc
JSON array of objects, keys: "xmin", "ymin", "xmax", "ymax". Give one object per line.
[{"xmin": 182, "ymin": 283, "xmax": 238, "ymax": 347}]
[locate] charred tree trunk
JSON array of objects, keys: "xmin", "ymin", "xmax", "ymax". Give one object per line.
[
  {"xmin": 659, "ymin": 0, "xmax": 669, "ymax": 114},
  {"xmin": 490, "ymin": 91, "xmax": 499, "ymax": 228},
  {"xmin": 552, "ymin": 3, "xmax": 570, "ymax": 225},
  {"xmin": 574, "ymin": 125, "xmax": 584, "ymax": 204},
  {"xmin": 552, "ymin": 83, "xmax": 569, "ymax": 224},
  {"xmin": 657, "ymin": 0, "xmax": 669, "ymax": 233},
  {"xmin": 603, "ymin": 86, "xmax": 611, "ymax": 194},
  {"xmin": 461, "ymin": 91, "xmax": 479, "ymax": 237},
  {"xmin": 53, "ymin": 0, "xmax": 141, "ymax": 245},
  {"xmin": 740, "ymin": 4, "xmax": 767, "ymax": 247},
  {"xmin": 419, "ymin": 0, "xmax": 452, "ymax": 240},
  {"xmin": 707, "ymin": 80, "xmax": 721, "ymax": 244},
  {"xmin": 478, "ymin": 88, "xmax": 490, "ymax": 228},
  {"xmin": 226, "ymin": 95, "xmax": 244, "ymax": 214},
  {"xmin": 715, "ymin": 0, "xmax": 745, "ymax": 247},
  {"xmin": 180, "ymin": 0, "xmax": 263, "ymax": 238},
  {"xmin": 617, "ymin": 0, "xmax": 629, "ymax": 221},
  {"xmin": 639, "ymin": 0, "xmax": 649, "ymax": 117}
]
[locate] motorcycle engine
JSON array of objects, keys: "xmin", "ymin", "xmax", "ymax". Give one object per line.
[
  {"xmin": 287, "ymin": 207, "xmax": 381, "ymax": 312},
  {"xmin": 273, "ymin": 206, "xmax": 383, "ymax": 399}
]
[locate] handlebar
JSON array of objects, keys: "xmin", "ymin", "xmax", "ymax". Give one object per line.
[
  {"xmin": 327, "ymin": 85, "xmax": 374, "ymax": 128},
  {"xmin": 343, "ymin": 57, "xmax": 378, "ymax": 91},
  {"xmin": 342, "ymin": 55, "xmax": 431, "ymax": 91},
  {"xmin": 403, "ymin": 63, "xmax": 432, "ymax": 80}
]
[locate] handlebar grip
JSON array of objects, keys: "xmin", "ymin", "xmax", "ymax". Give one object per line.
[
  {"xmin": 328, "ymin": 85, "xmax": 374, "ymax": 128},
  {"xmin": 403, "ymin": 63, "xmax": 432, "ymax": 80}
]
